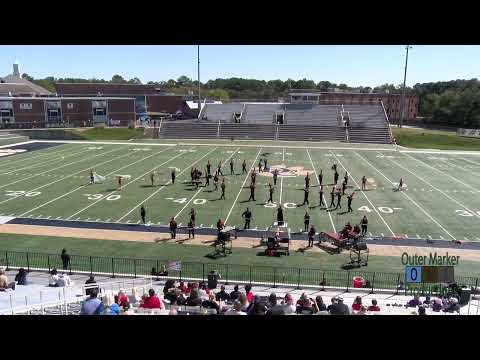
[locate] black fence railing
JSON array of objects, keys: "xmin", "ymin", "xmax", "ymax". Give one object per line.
[{"xmin": 1, "ymin": 250, "xmax": 478, "ymax": 296}]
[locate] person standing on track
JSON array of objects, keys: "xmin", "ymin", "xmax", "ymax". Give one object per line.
[
  {"xmin": 220, "ymin": 179, "xmax": 226, "ymax": 199},
  {"xmin": 217, "ymin": 161, "xmax": 223, "ymax": 176},
  {"xmin": 308, "ymin": 225, "xmax": 316, "ymax": 248},
  {"xmin": 230, "ymin": 158, "xmax": 235, "ymax": 175},
  {"xmin": 267, "ymin": 183, "xmax": 274, "ymax": 203},
  {"xmin": 319, "ymin": 185, "xmax": 325, "ymax": 207},
  {"xmin": 169, "ymin": 217, "xmax": 177, "ymax": 240},
  {"xmin": 140, "ymin": 204, "xmax": 146, "ymax": 224},
  {"xmin": 273, "ymin": 168, "xmax": 278, "ymax": 186},
  {"xmin": 171, "ymin": 168, "xmax": 176, "ymax": 185},
  {"xmin": 248, "ymin": 182, "xmax": 256, "ymax": 201},
  {"xmin": 302, "ymin": 187, "xmax": 310, "ymax": 206},
  {"xmin": 361, "ymin": 215, "xmax": 368, "ymax": 236},
  {"xmin": 336, "ymin": 189, "xmax": 342, "ymax": 210},
  {"xmin": 187, "ymin": 219, "xmax": 195, "ymax": 239},
  {"xmin": 347, "ymin": 192, "xmax": 355, "ymax": 213},
  {"xmin": 242, "ymin": 207, "xmax": 252, "ymax": 229},
  {"xmin": 276, "ymin": 205, "xmax": 284, "ymax": 226},
  {"xmin": 361, "ymin": 176, "xmax": 367, "ymax": 191},
  {"xmin": 242, "ymin": 159, "xmax": 247, "ymax": 174},
  {"xmin": 318, "ymin": 169, "xmax": 323, "ymax": 186},
  {"xmin": 304, "ymin": 210, "xmax": 310, "ymax": 233},
  {"xmin": 329, "ymin": 186, "xmax": 336, "ymax": 208}
]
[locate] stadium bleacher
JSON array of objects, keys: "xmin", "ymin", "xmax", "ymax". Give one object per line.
[
  {"xmin": 243, "ymin": 103, "xmax": 284, "ymax": 124},
  {"xmin": 200, "ymin": 103, "xmax": 244, "ymax": 123},
  {"xmin": 284, "ymin": 104, "xmax": 341, "ymax": 126}
]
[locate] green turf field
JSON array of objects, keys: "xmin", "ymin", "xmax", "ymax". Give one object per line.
[
  {"xmin": 393, "ymin": 127, "xmax": 480, "ymax": 150},
  {"xmin": 1, "ymin": 140, "xmax": 480, "ymax": 242}
]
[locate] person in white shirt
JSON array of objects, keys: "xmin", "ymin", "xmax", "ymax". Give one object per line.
[
  {"xmin": 281, "ymin": 294, "xmax": 296, "ymax": 315},
  {"xmin": 56, "ymin": 273, "xmax": 73, "ymax": 287},
  {"xmin": 48, "ymin": 269, "xmax": 60, "ymax": 287},
  {"xmin": 198, "ymin": 283, "xmax": 208, "ymax": 300},
  {"xmin": 225, "ymin": 300, "xmax": 246, "ymax": 315}
]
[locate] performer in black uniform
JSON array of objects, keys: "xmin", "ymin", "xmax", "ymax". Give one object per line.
[
  {"xmin": 267, "ymin": 183, "xmax": 274, "ymax": 203},
  {"xmin": 361, "ymin": 215, "xmax": 368, "ymax": 236},
  {"xmin": 230, "ymin": 158, "xmax": 234, "ymax": 175},
  {"xmin": 308, "ymin": 225, "xmax": 316, "ymax": 247},
  {"xmin": 347, "ymin": 192, "xmax": 354, "ymax": 213},
  {"xmin": 140, "ymin": 205, "xmax": 146, "ymax": 224},
  {"xmin": 258, "ymin": 160, "xmax": 263, "ymax": 173},
  {"xmin": 304, "ymin": 211, "xmax": 310, "ymax": 233},
  {"xmin": 217, "ymin": 161, "xmax": 223, "ymax": 176},
  {"xmin": 206, "ymin": 161, "xmax": 212, "ymax": 177},
  {"xmin": 242, "ymin": 160, "xmax": 247, "ymax": 174},
  {"xmin": 248, "ymin": 183, "xmax": 256, "ymax": 201},
  {"xmin": 302, "ymin": 187, "xmax": 310, "ymax": 205},
  {"xmin": 220, "ymin": 179, "xmax": 226, "ymax": 199},
  {"xmin": 361, "ymin": 176, "xmax": 367, "ymax": 191},
  {"xmin": 305, "ymin": 173, "xmax": 310, "ymax": 189},
  {"xmin": 273, "ymin": 168, "xmax": 278, "ymax": 186},
  {"xmin": 171, "ymin": 169, "xmax": 176, "ymax": 184},
  {"xmin": 242, "ymin": 207, "xmax": 252, "ymax": 229},
  {"xmin": 276, "ymin": 205, "xmax": 284, "ymax": 226},
  {"xmin": 318, "ymin": 170, "xmax": 323, "ymax": 186},
  {"xmin": 329, "ymin": 187, "xmax": 336, "ymax": 208},
  {"xmin": 89, "ymin": 170, "xmax": 94, "ymax": 185},
  {"xmin": 334, "ymin": 170, "xmax": 339, "ymax": 186},
  {"xmin": 336, "ymin": 191, "xmax": 342, "ymax": 209},
  {"xmin": 263, "ymin": 158, "xmax": 268, "ymax": 171},
  {"xmin": 213, "ymin": 173, "xmax": 219, "ymax": 191},
  {"xmin": 319, "ymin": 185, "xmax": 325, "ymax": 207}
]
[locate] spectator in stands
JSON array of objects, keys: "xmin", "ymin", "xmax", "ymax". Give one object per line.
[
  {"xmin": 102, "ymin": 294, "xmax": 121, "ymax": 315},
  {"xmin": 252, "ymin": 302, "xmax": 267, "ymax": 315},
  {"xmin": 367, "ymin": 299, "xmax": 381, "ymax": 312},
  {"xmin": 225, "ymin": 300, "xmax": 246, "ymax": 315},
  {"xmin": 0, "ymin": 267, "xmax": 15, "ymax": 291},
  {"xmin": 327, "ymin": 297, "xmax": 336, "ymax": 313},
  {"xmin": 177, "ymin": 281, "xmax": 188, "ymax": 294},
  {"xmin": 117, "ymin": 289, "xmax": 129, "ymax": 308},
  {"xmin": 237, "ymin": 292, "xmax": 249, "ymax": 312},
  {"xmin": 230, "ymin": 285, "xmax": 241, "ymax": 300},
  {"xmin": 61, "ymin": 248, "xmax": 70, "ymax": 271},
  {"xmin": 296, "ymin": 293, "xmax": 313, "ymax": 314},
  {"xmin": 84, "ymin": 275, "xmax": 97, "ymax": 296},
  {"xmin": 202, "ymin": 293, "xmax": 220, "ymax": 313},
  {"xmin": 266, "ymin": 293, "xmax": 285, "ymax": 315},
  {"xmin": 282, "ymin": 294, "xmax": 296, "ymax": 315},
  {"xmin": 207, "ymin": 269, "xmax": 221, "ymax": 290},
  {"xmin": 14, "ymin": 268, "xmax": 28, "ymax": 286},
  {"xmin": 56, "ymin": 273, "xmax": 73, "ymax": 287},
  {"xmin": 312, "ymin": 296, "xmax": 327, "ymax": 314},
  {"xmin": 266, "ymin": 293, "xmax": 278, "ymax": 309},
  {"xmin": 418, "ymin": 306, "xmax": 427, "ymax": 315},
  {"xmin": 330, "ymin": 296, "xmax": 350, "ymax": 315},
  {"xmin": 198, "ymin": 282, "xmax": 209, "ymax": 300},
  {"xmin": 352, "ymin": 296, "xmax": 366, "ymax": 313},
  {"xmin": 140, "ymin": 289, "xmax": 164, "ymax": 309},
  {"xmin": 163, "ymin": 279, "xmax": 176, "ymax": 296},
  {"xmin": 406, "ymin": 295, "xmax": 421, "ymax": 307},
  {"xmin": 443, "ymin": 297, "xmax": 460, "ymax": 313},
  {"xmin": 169, "ymin": 308, "xmax": 178, "ymax": 316},
  {"xmin": 215, "ymin": 285, "xmax": 230, "ymax": 302},
  {"xmin": 246, "ymin": 295, "xmax": 261, "ymax": 315},
  {"xmin": 186, "ymin": 289, "xmax": 203, "ymax": 307},
  {"xmin": 48, "ymin": 268, "xmax": 60, "ymax": 287},
  {"xmin": 245, "ymin": 284, "xmax": 254, "ymax": 303},
  {"xmin": 80, "ymin": 289, "xmax": 103, "ymax": 315},
  {"xmin": 423, "ymin": 295, "xmax": 431, "ymax": 307},
  {"xmin": 431, "ymin": 298, "xmax": 443, "ymax": 312}
]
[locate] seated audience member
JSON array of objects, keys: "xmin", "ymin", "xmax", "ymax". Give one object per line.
[
  {"xmin": 177, "ymin": 281, "xmax": 188, "ymax": 294},
  {"xmin": 431, "ymin": 298, "xmax": 443, "ymax": 312},
  {"xmin": 327, "ymin": 297, "xmax": 336, "ymax": 313},
  {"xmin": 367, "ymin": 299, "xmax": 381, "ymax": 312},
  {"xmin": 296, "ymin": 293, "xmax": 313, "ymax": 314},
  {"xmin": 198, "ymin": 282, "xmax": 209, "ymax": 300},
  {"xmin": 330, "ymin": 296, "xmax": 350, "ymax": 315},
  {"xmin": 0, "ymin": 267, "xmax": 15, "ymax": 291},
  {"xmin": 266, "ymin": 293, "xmax": 278, "ymax": 309},
  {"xmin": 282, "ymin": 294, "xmax": 296, "ymax": 315},
  {"xmin": 140, "ymin": 289, "xmax": 164, "ymax": 309},
  {"xmin": 84, "ymin": 276, "xmax": 98, "ymax": 296},
  {"xmin": 117, "ymin": 289, "xmax": 128, "ymax": 308},
  {"xmin": 230, "ymin": 285, "xmax": 241, "ymax": 301},
  {"xmin": 423, "ymin": 295, "xmax": 431, "ymax": 306},
  {"xmin": 244, "ymin": 284, "xmax": 254, "ymax": 303},
  {"xmin": 406, "ymin": 295, "xmax": 421, "ymax": 307},
  {"xmin": 443, "ymin": 297, "xmax": 460, "ymax": 313},
  {"xmin": 163, "ymin": 279, "xmax": 176, "ymax": 296},
  {"xmin": 246, "ymin": 295, "xmax": 261, "ymax": 315},
  {"xmin": 14, "ymin": 268, "xmax": 28, "ymax": 286},
  {"xmin": 266, "ymin": 293, "xmax": 285, "ymax": 315},
  {"xmin": 352, "ymin": 296, "xmax": 366, "ymax": 312},
  {"xmin": 352, "ymin": 224, "xmax": 361, "ymax": 235},
  {"xmin": 56, "ymin": 273, "xmax": 73, "ymax": 287},
  {"xmin": 202, "ymin": 293, "xmax": 220, "ymax": 313},
  {"xmin": 80, "ymin": 289, "xmax": 103, "ymax": 315},
  {"xmin": 252, "ymin": 302, "xmax": 267, "ymax": 315},
  {"xmin": 215, "ymin": 285, "xmax": 230, "ymax": 302},
  {"xmin": 169, "ymin": 308, "xmax": 178, "ymax": 316},
  {"xmin": 312, "ymin": 296, "xmax": 327, "ymax": 313},
  {"xmin": 185, "ymin": 289, "xmax": 203, "ymax": 307},
  {"xmin": 102, "ymin": 294, "xmax": 121, "ymax": 315},
  {"xmin": 225, "ymin": 300, "xmax": 246, "ymax": 315},
  {"xmin": 48, "ymin": 269, "xmax": 60, "ymax": 287},
  {"xmin": 418, "ymin": 306, "xmax": 427, "ymax": 315},
  {"xmin": 238, "ymin": 292, "xmax": 249, "ymax": 312}
]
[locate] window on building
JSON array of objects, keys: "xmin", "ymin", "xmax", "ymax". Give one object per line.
[{"xmin": 20, "ymin": 103, "xmax": 32, "ymax": 110}]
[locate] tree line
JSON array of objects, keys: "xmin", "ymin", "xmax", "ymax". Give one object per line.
[{"xmin": 21, "ymin": 73, "xmax": 480, "ymax": 128}]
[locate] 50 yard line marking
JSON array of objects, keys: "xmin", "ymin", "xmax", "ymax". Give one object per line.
[
  {"xmin": 224, "ymin": 148, "xmax": 263, "ymax": 225},
  {"xmin": 65, "ymin": 149, "xmax": 188, "ymax": 220},
  {"xmin": 354, "ymin": 151, "xmax": 456, "ymax": 240},
  {"xmin": 19, "ymin": 146, "xmax": 174, "ymax": 217},
  {"xmin": 174, "ymin": 147, "xmax": 240, "ymax": 220},
  {"xmin": 116, "ymin": 147, "xmax": 218, "ymax": 223},
  {"xmin": 331, "ymin": 150, "xmax": 394, "ymax": 236},
  {"xmin": 306, "ymin": 148, "xmax": 336, "ymax": 233}
]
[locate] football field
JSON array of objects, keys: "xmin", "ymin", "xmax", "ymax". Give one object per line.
[{"xmin": 1, "ymin": 140, "xmax": 480, "ymax": 243}]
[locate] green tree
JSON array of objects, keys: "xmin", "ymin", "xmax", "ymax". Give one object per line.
[
  {"xmin": 21, "ymin": 73, "xmax": 34, "ymax": 81},
  {"xmin": 128, "ymin": 77, "xmax": 142, "ymax": 84},
  {"xmin": 207, "ymin": 89, "xmax": 229, "ymax": 102},
  {"xmin": 111, "ymin": 74, "xmax": 127, "ymax": 83}
]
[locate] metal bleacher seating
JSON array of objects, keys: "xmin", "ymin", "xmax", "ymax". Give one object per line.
[
  {"xmin": 243, "ymin": 103, "xmax": 284, "ymax": 124},
  {"xmin": 200, "ymin": 103, "xmax": 244, "ymax": 123},
  {"xmin": 345, "ymin": 104, "xmax": 392, "ymax": 144}
]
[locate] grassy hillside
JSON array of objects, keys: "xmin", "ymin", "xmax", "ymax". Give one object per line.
[
  {"xmin": 68, "ymin": 127, "xmax": 144, "ymax": 140},
  {"xmin": 393, "ymin": 127, "xmax": 480, "ymax": 150}
]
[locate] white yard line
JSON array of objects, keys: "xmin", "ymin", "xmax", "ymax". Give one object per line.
[
  {"xmin": 116, "ymin": 147, "xmax": 218, "ymax": 223},
  {"xmin": 2, "ymin": 146, "xmax": 92, "ymax": 175},
  {"xmin": 450, "ymin": 154, "xmax": 480, "ymax": 167},
  {"xmin": 65, "ymin": 150, "xmax": 186, "ymax": 220},
  {"xmin": 306, "ymin": 149, "xmax": 336, "ymax": 233},
  {"xmin": 279, "ymin": 177, "xmax": 284, "ymax": 205},
  {"xmin": 400, "ymin": 149, "xmax": 480, "ymax": 156},
  {"xmin": 0, "ymin": 140, "xmax": 35, "ymax": 149},
  {"xmin": 224, "ymin": 148, "xmax": 263, "ymax": 225},
  {"xmin": 387, "ymin": 156, "xmax": 480, "ymax": 219},
  {"xmin": 0, "ymin": 145, "xmax": 123, "ymax": 190},
  {"xmin": 331, "ymin": 150, "xmax": 395, "ymax": 236},
  {"xmin": 0, "ymin": 145, "xmax": 76, "ymax": 170},
  {"xmin": 354, "ymin": 151, "xmax": 457, "ymax": 240},
  {"xmin": 174, "ymin": 147, "xmax": 240, "ymax": 219},
  {"xmin": 402, "ymin": 152, "xmax": 479, "ymax": 192},
  {"xmin": 18, "ymin": 146, "xmax": 173, "ymax": 217}
]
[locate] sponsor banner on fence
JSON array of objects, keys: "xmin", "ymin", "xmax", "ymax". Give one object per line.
[
  {"xmin": 457, "ymin": 128, "xmax": 480, "ymax": 138},
  {"xmin": 168, "ymin": 261, "xmax": 182, "ymax": 271}
]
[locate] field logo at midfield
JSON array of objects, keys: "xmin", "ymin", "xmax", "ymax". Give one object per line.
[{"xmin": 260, "ymin": 165, "xmax": 312, "ymax": 178}]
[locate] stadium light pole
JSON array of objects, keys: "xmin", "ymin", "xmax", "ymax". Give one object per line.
[
  {"xmin": 399, "ymin": 45, "xmax": 412, "ymax": 128},
  {"xmin": 197, "ymin": 45, "xmax": 201, "ymax": 117}
]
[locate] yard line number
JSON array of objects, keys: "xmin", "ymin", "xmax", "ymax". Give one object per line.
[
  {"xmin": 5, "ymin": 190, "xmax": 41, "ymax": 197},
  {"xmin": 83, "ymin": 194, "xmax": 121, "ymax": 201},
  {"xmin": 455, "ymin": 209, "xmax": 480, "ymax": 217},
  {"xmin": 358, "ymin": 205, "xmax": 402, "ymax": 214},
  {"xmin": 165, "ymin": 197, "xmax": 207, "ymax": 205}
]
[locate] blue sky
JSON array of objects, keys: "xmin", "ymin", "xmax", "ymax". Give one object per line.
[{"xmin": 0, "ymin": 45, "xmax": 478, "ymax": 87}]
